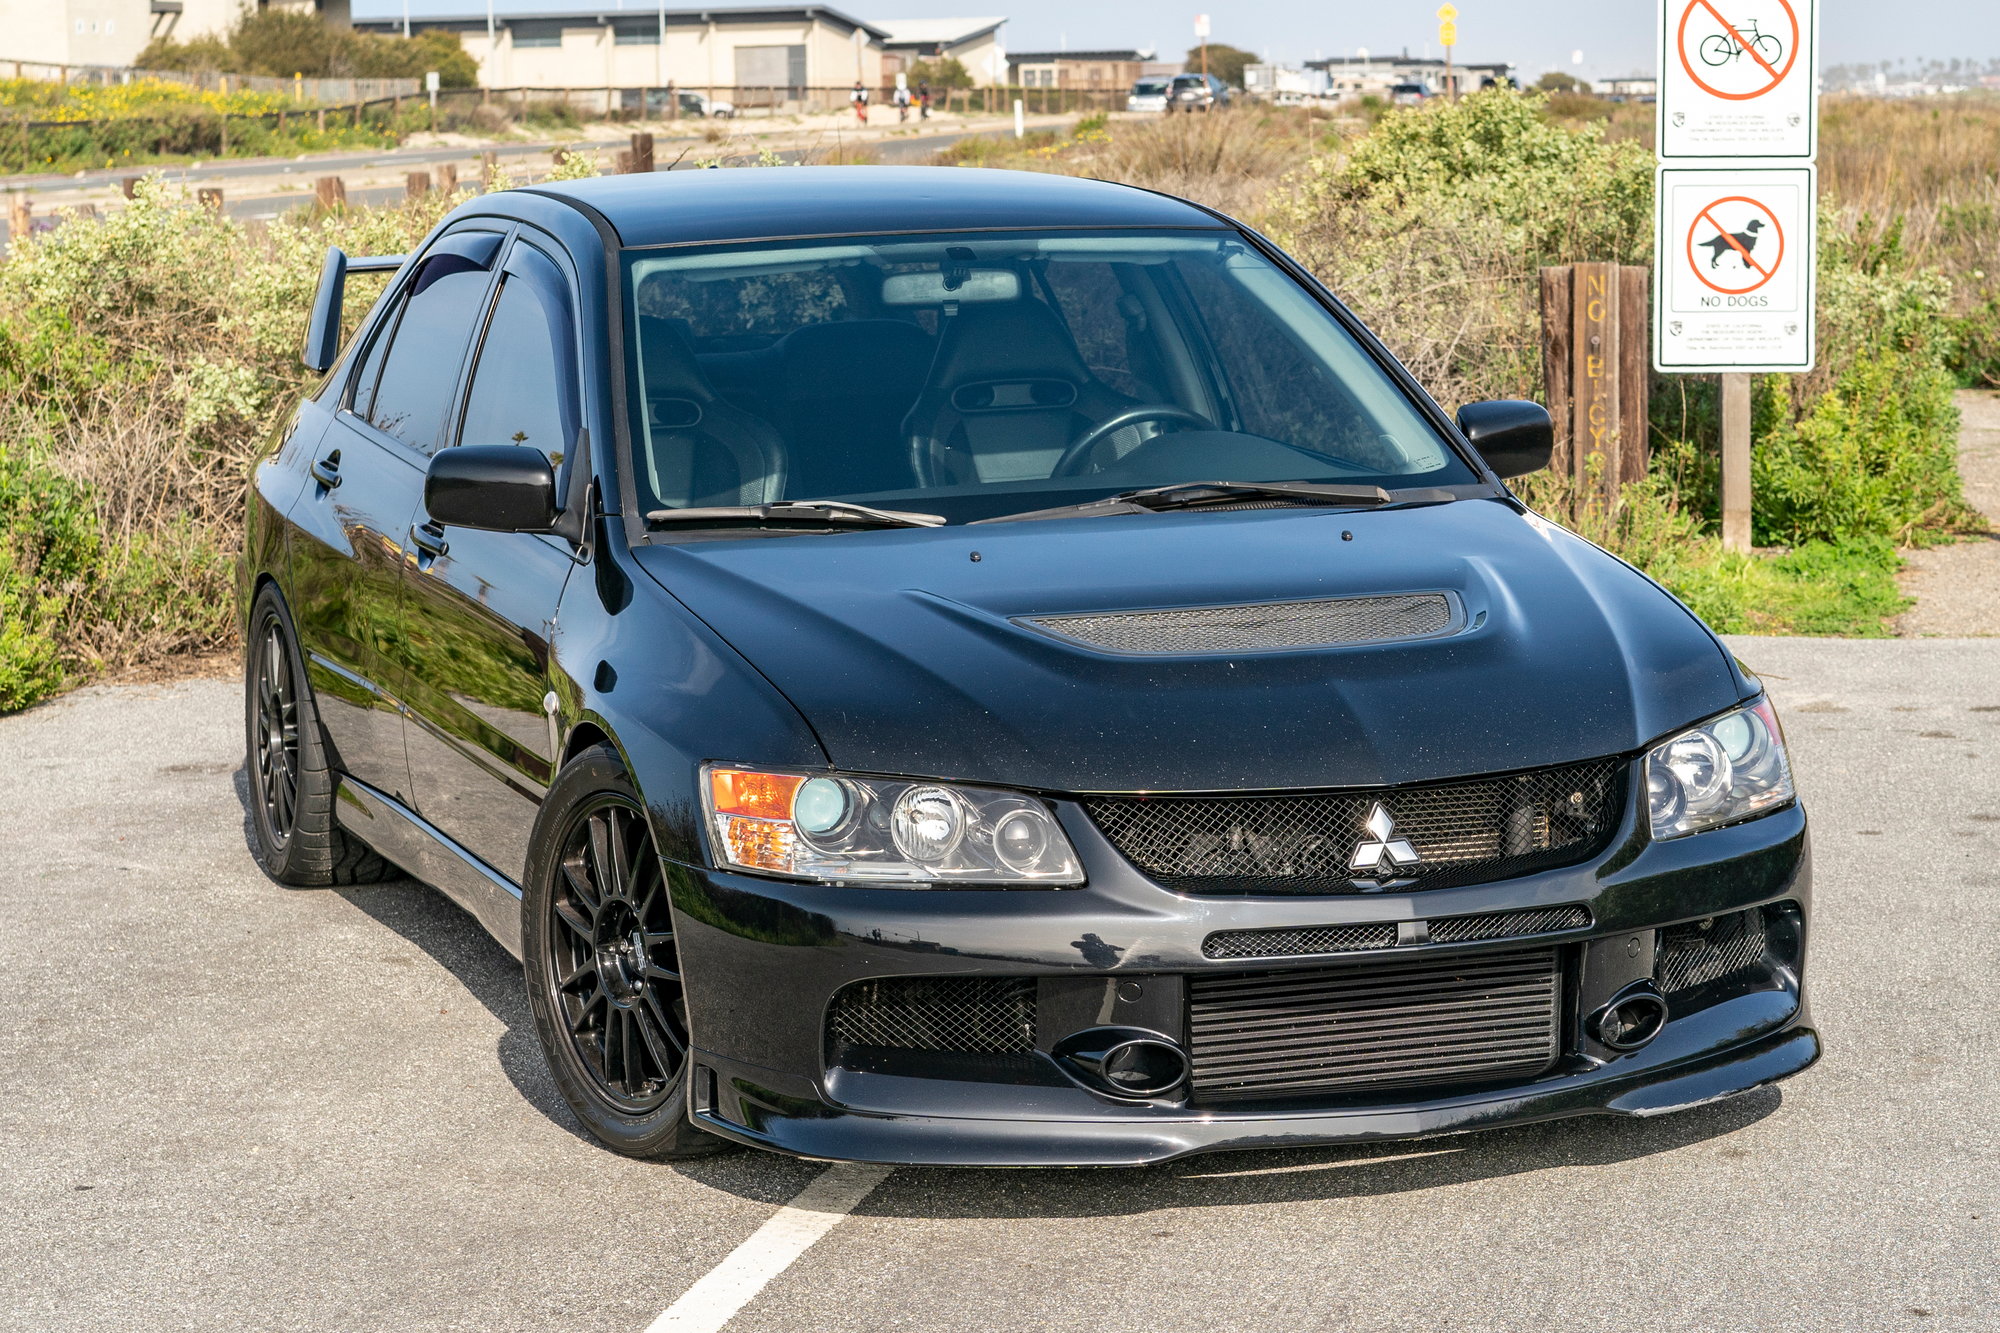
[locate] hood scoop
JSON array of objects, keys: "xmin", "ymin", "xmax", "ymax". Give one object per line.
[{"xmin": 1018, "ymin": 592, "xmax": 1463, "ymax": 656}]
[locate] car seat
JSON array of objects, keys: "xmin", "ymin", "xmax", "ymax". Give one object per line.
[{"xmin": 635, "ymin": 316, "xmax": 788, "ymax": 508}]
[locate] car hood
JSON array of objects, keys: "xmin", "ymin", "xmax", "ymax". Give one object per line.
[{"xmin": 629, "ymin": 498, "xmax": 1746, "ymax": 793}]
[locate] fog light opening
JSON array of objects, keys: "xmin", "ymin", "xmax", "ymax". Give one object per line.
[
  {"xmin": 1592, "ymin": 981, "xmax": 1669, "ymax": 1052},
  {"xmin": 1052, "ymin": 1027, "xmax": 1190, "ymax": 1099}
]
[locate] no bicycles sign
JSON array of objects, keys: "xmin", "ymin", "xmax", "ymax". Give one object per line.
[
  {"xmin": 1654, "ymin": 165, "xmax": 1817, "ymax": 372},
  {"xmin": 1658, "ymin": 0, "xmax": 1818, "ymax": 158}
]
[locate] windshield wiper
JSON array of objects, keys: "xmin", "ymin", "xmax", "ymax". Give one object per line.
[
  {"xmin": 974, "ymin": 480, "xmax": 1397, "ymax": 524},
  {"xmin": 645, "ymin": 500, "xmax": 947, "ymax": 530}
]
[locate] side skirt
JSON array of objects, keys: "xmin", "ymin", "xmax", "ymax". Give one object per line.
[{"xmin": 334, "ymin": 775, "xmax": 525, "ymax": 960}]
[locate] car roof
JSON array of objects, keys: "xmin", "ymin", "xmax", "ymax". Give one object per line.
[{"xmin": 529, "ymin": 165, "xmax": 1225, "ymax": 249}]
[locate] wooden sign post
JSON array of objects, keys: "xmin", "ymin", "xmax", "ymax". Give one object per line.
[{"xmin": 1541, "ymin": 263, "xmax": 1651, "ymax": 511}]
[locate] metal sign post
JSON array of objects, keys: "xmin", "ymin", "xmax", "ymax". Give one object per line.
[
  {"xmin": 1437, "ymin": 6, "xmax": 1458, "ymax": 98},
  {"xmin": 1654, "ymin": 0, "xmax": 1818, "ymax": 550}
]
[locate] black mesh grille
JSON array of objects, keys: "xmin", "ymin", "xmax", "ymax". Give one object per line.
[
  {"xmin": 1188, "ymin": 947, "xmax": 1563, "ymax": 1102},
  {"xmin": 1429, "ymin": 904, "xmax": 1594, "ymax": 944},
  {"xmin": 1085, "ymin": 760, "xmax": 1625, "ymax": 895},
  {"xmin": 1023, "ymin": 593, "xmax": 1457, "ymax": 655},
  {"xmin": 1203, "ymin": 922, "xmax": 1399, "ymax": 960},
  {"xmin": 1656, "ymin": 907, "xmax": 1772, "ymax": 997},
  {"xmin": 825, "ymin": 977, "xmax": 1035, "ymax": 1057}
]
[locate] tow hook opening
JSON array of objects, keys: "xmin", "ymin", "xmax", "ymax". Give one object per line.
[{"xmin": 1592, "ymin": 980, "xmax": 1670, "ymax": 1051}]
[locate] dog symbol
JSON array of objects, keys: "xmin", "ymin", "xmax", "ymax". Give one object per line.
[
  {"xmin": 1698, "ymin": 218, "xmax": 1764, "ymax": 269},
  {"xmin": 1669, "ymin": 320, "xmax": 1683, "ymax": 336},
  {"xmin": 1784, "ymin": 322, "xmax": 1798, "ymax": 336},
  {"xmin": 1786, "ymin": 113, "xmax": 1800, "ymax": 127},
  {"xmin": 1672, "ymin": 111, "xmax": 1686, "ymax": 126}
]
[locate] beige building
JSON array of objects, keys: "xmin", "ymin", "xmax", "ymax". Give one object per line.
[
  {"xmin": 352, "ymin": 5, "xmax": 889, "ymax": 92},
  {"xmin": 1006, "ymin": 48, "xmax": 1149, "ymax": 91},
  {"xmin": 2, "ymin": 0, "xmax": 258, "ymax": 70},
  {"xmin": 873, "ymin": 16, "xmax": 1003, "ymax": 86}
]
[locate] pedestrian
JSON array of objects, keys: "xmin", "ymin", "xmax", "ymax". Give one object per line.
[
  {"xmin": 917, "ymin": 80, "xmax": 931, "ymax": 120},
  {"xmin": 894, "ymin": 83, "xmax": 911, "ymax": 122},
  {"xmin": 851, "ymin": 80, "xmax": 868, "ymax": 124}
]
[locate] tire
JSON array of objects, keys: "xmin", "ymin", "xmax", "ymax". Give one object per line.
[
  {"xmin": 244, "ymin": 585, "xmax": 393, "ymax": 887},
  {"xmin": 523, "ymin": 744, "xmax": 725, "ymax": 1159}
]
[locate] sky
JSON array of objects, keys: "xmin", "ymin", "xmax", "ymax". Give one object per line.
[{"xmin": 349, "ymin": 1, "xmax": 1992, "ymax": 82}]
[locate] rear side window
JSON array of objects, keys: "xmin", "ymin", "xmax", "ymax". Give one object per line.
[
  {"xmin": 366, "ymin": 256, "xmax": 494, "ymax": 453},
  {"xmin": 457, "ymin": 245, "xmax": 577, "ymax": 469}
]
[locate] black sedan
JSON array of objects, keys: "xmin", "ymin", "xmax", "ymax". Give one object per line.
[{"xmin": 242, "ymin": 166, "xmax": 1815, "ymax": 1165}]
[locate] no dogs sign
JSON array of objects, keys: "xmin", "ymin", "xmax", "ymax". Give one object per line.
[
  {"xmin": 1654, "ymin": 164, "xmax": 1816, "ymax": 372},
  {"xmin": 1658, "ymin": 0, "xmax": 1817, "ymax": 159}
]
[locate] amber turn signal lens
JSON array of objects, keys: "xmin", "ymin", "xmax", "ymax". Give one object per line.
[{"xmin": 709, "ymin": 767, "xmax": 806, "ymax": 820}]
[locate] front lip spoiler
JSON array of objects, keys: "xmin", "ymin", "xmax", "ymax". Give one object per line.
[{"xmin": 690, "ymin": 1024, "xmax": 1821, "ymax": 1168}]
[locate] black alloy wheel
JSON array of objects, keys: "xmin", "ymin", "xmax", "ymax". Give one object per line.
[
  {"xmin": 524, "ymin": 744, "xmax": 723, "ymax": 1158},
  {"xmin": 548, "ymin": 796, "xmax": 689, "ymax": 1112},
  {"xmin": 251, "ymin": 615, "xmax": 300, "ymax": 847},
  {"xmin": 243, "ymin": 586, "xmax": 392, "ymax": 887}
]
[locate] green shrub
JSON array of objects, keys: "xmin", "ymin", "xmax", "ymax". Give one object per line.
[{"xmin": 0, "ymin": 444, "xmax": 101, "ymax": 710}]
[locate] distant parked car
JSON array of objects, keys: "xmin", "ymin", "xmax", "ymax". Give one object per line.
[
  {"xmin": 1127, "ymin": 78, "xmax": 1170, "ymax": 113},
  {"xmin": 647, "ymin": 89, "xmax": 735, "ymax": 119},
  {"xmin": 1168, "ymin": 72, "xmax": 1231, "ymax": 112},
  {"xmin": 1390, "ymin": 82, "xmax": 1430, "ymax": 106}
]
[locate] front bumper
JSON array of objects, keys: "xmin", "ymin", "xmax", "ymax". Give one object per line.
[{"xmin": 662, "ymin": 795, "xmax": 1815, "ymax": 1167}]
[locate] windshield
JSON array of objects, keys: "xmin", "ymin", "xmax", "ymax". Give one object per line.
[
  {"xmin": 620, "ymin": 228, "xmax": 1474, "ymax": 524},
  {"xmin": 1132, "ymin": 80, "xmax": 1167, "ymax": 95}
]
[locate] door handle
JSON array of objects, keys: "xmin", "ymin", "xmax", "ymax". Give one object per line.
[
  {"xmin": 309, "ymin": 450, "xmax": 341, "ymax": 489},
  {"xmin": 410, "ymin": 520, "xmax": 449, "ymax": 562}
]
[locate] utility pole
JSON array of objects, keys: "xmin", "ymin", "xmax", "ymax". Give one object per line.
[
  {"xmin": 1194, "ymin": 13, "xmax": 1210, "ymax": 76},
  {"xmin": 1437, "ymin": 5, "xmax": 1458, "ymax": 99},
  {"xmin": 401, "ymin": 0, "xmax": 410, "ymax": 39}
]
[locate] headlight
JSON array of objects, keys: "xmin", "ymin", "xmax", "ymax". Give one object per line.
[
  {"xmin": 1645, "ymin": 699, "xmax": 1795, "ymax": 840},
  {"xmin": 703, "ymin": 765, "xmax": 1083, "ymax": 886}
]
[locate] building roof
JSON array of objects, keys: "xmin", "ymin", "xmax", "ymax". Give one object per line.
[
  {"xmin": 1006, "ymin": 49, "xmax": 1150, "ymax": 64},
  {"xmin": 524, "ymin": 165, "xmax": 1221, "ymax": 248},
  {"xmin": 872, "ymin": 17, "xmax": 1005, "ymax": 48},
  {"xmin": 351, "ymin": 2, "xmax": 889, "ymax": 39}
]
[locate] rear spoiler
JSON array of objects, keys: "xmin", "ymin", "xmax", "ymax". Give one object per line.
[{"xmin": 303, "ymin": 247, "xmax": 409, "ymax": 373}]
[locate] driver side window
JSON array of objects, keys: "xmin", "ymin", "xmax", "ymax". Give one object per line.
[{"xmin": 456, "ymin": 244, "xmax": 577, "ymax": 471}]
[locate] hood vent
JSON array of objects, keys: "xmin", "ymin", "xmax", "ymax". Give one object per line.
[{"xmin": 1021, "ymin": 592, "xmax": 1459, "ymax": 656}]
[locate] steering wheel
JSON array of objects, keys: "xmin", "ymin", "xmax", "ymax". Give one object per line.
[{"xmin": 1050, "ymin": 405, "xmax": 1214, "ymax": 478}]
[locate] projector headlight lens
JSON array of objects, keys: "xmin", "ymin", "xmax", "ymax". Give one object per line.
[
  {"xmin": 1645, "ymin": 698, "xmax": 1794, "ymax": 840},
  {"xmin": 704, "ymin": 765, "xmax": 1083, "ymax": 886}
]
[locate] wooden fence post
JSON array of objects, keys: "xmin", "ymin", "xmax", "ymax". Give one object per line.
[
  {"xmin": 615, "ymin": 149, "xmax": 633, "ymax": 174},
  {"xmin": 1618, "ymin": 265, "xmax": 1651, "ymax": 487},
  {"xmin": 314, "ymin": 175, "xmax": 346, "ymax": 209},
  {"xmin": 8, "ymin": 197, "xmax": 31, "ymax": 243},
  {"xmin": 405, "ymin": 171, "xmax": 430, "ymax": 198},
  {"xmin": 480, "ymin": 151, "xmax": 498, "ymax": 190},
  {"xmin": 119, "ymin": 176, "xmax": 139, "ymax": 199},
  {"xmin": 196, "ymin": 187, "xmax": 223, "ymax": 210},
  {"xmin": 1570, "ymin": 260, "xmax": 1621, "ymax": 507},
  {"xmin": 1539, "ymin": 266, "xmax": 1573, "ymax": 482},
  {"xmin": 630, "ymin": 130, "xmax": 653, "ymax": 172},
  {"xmin": 436, "ymin": 163, "xmax": 457, "ymax": 193}
]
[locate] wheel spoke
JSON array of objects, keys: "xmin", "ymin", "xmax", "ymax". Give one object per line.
[
  {"xmin": 553, "ymin": 899, "xmax": 594, "ymax": 943},
  {"xmin": 568, "ymin": 987, "xmax": 606, "ymax": 1035},
  {"xmin": 606, "ymin": 809, "xmax": 634, "ymax": 896},
  {"xmin": 555, "ymin": 959, "xmax": 594, "ymax": 993},
  {"xmin": 588, "ymin": 813, "xmax": 621, "ymax": 904},
  {"xmin": 559, "ymin": 858, "xmax": 601, "ymax": 915},
  {"xmin": 620, "ymin": 1009, "xmax": 641, "ymax": 1096},
  {"xmin": 634, "ymin": 1002, "xmax": 679, "ymax": 1074},
  {"xmin": 642, "ymin": 990, "xmax": 688, "ymax": 1057}
]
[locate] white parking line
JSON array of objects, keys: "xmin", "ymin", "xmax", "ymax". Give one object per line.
[{"xmin": 644, "ymin": 1162, "xmax": 894, "ymax": 1333}]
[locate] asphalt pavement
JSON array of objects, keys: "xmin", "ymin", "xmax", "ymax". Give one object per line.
[{"xmin": 1, "ymin": 636, "xmax": 1995, "ymax": 1331}]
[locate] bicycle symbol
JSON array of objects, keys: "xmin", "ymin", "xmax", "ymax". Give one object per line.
[{"xmin": 1699, "ymin": 19, "xmax": 1784, "ymax": 68}]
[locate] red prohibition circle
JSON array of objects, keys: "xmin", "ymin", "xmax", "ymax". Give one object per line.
[
  {"xmin": 1677, "ymin": 0, "xmax": 1800, "ymax": 101},
  {"xmin": 1686, "ymin": 196, "xmax": 1785, "ymax": 295}
]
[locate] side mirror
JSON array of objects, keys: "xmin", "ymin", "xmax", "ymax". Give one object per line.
[
  {"xmin": 1456, "ymin": 400, "xmax": 1554, "ymax": 479},
  {"xmin": 425, "ymin": 446, "xmax": 557, "ymax": 533}
]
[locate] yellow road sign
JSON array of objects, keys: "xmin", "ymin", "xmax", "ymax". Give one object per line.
[
  {"xmin": 1436, "ymin": 3, "xmax": 1458, "ymax": 19},
  {"xmin": 1439, "ymin": 20, "xmax": 1459, "ymax": 45}
]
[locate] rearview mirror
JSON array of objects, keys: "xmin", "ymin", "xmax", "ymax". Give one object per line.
[
  {"xmin": 1456, "ymin": 400, "xmax": 1554, "ymax": 479},
  {"xmin": 425, "ymin": 446, "xmax": 557, "ymax": 533}
]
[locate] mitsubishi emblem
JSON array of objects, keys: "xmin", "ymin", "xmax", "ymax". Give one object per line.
[{"xmin": 1350, "ymin": 802, "xmax": 1420, "ymax": 872}]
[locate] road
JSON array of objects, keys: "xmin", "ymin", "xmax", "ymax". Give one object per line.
[
  {"xmin": 1, "ymin": 637, "xmax": 1995, "ymax": 1331},
  {"xmin": 0, "ymin": 119, "xmax": 1051, "ymax": 248}
]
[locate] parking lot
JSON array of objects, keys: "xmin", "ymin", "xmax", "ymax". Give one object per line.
[{"xmin": 2, "ymin": 636, "xmax": 1995, "ymax": 1331}]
